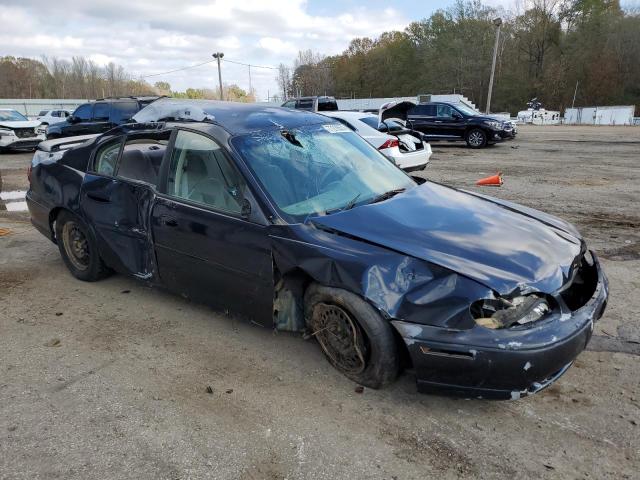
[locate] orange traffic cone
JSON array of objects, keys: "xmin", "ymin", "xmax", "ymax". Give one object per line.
[{"xmin": 476, "ymin": 172, "xmax": 503, "ymax": 186}]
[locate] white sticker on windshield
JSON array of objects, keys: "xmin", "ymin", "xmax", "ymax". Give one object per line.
[{"xmin": 322, "ymin": 123, "xmax": 350, "ymax": 134}]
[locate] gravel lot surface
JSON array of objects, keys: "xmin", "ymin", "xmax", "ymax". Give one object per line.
[{"xmin": 1, "ymin": 125, "xmax": 639, "ymax": 479}]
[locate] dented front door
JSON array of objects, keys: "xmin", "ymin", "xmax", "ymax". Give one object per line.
[{"xmin": 80, "ymin": 174, "xmax": 156, "ymax": 278}]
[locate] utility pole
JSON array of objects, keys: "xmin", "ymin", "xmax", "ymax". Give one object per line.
[
  {"xmin": 571, "ymin": 80, "xmax": 579, "ymax": 108},
  {"xmin": 248, "ymin": 64, "xmax": 252, "ymax": 96},
  {"xmin": 485, "ymin": 17, "xmax": 502, "ymax": 114},
  {"xmin": 212, "ymin": 52, "xmax": 224, "ymax": 100}
]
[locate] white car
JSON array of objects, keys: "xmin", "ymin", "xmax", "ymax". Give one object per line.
[
  {"xmin": 321, "ymin": 110, "xmax": 431, "ymax": 172},
  {"xmin": 36, "ymin": 109, "xmax": 71, "ymax": 126},
  {"xmin": 0, "ymin": 109, "xmax": 46, "ymax": 152}
]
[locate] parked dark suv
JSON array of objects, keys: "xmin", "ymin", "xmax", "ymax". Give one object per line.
[
  {"xmin": 46, "ymin": 96, "xmax": 160, "ymax": 139},
  {"xmin": 281, "ymin": 96, "xmax": 338, "ymax": 112},
  {"xmin": 407, "ymin": 102, "xmax": 516, "ymax": 148}
]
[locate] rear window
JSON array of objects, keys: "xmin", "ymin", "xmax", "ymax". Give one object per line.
[
  {"xmin": 296, "ymin": 99, "xmax": 314, "ymax": 110},
  {"xmin": 317, "ymin": 98, "xmax": 338, "ymax": 111},
  {"xmin": 359, "ymin": 116, "xmax": 380, "ymax": 129},
  {"xmin": 360, "ymin": 116, "xmax": 404, "ymax": 132}
]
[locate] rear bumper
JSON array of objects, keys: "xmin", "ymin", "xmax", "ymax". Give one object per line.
[
  {"xmin": 26, "ymin": 192, "xmax": 54, "ymax": 241},
  {"xmin": 392, "ymin": 255, "xmax": 608, "ymax": 400},
  {"xmin": 389, "ymin": 144, "xmax": 432, "ymax": 172}
]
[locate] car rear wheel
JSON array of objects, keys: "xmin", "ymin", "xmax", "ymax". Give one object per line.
[
  {"xmin": 55, "ymin": 211, "xmax": 111, "ymax": 281},
  {"xmin": 304, "ymin": 284, "xmax": 399, "ymax": 389},
  {"xmin": 466, "ymin": 128, "xmax": 487, "ymax": 148}
]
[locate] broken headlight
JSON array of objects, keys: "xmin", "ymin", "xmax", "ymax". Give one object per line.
[{"xmin": 471, "ymin": 295, "xmax": 551, "ymax": 329}]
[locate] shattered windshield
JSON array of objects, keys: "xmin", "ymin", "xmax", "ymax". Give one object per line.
[{"xmin": 232, "ymin": 123, "xmax": 415, "ymax": 222}]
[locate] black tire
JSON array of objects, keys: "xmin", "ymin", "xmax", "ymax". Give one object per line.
[
  {"xmin": 465, "ymin": 128, "xmax": 488, "ymax": 148},
  {"xmin": 55, "ymin": 210, "xmax": 111, "ymax": 281},
  {"xmin": 304, "ymin": 284, "xmax": 399, "ymax": 389}
]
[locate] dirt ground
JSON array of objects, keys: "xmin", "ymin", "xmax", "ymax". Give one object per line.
[{"xmin": 1, "ymin": 125, "xmax": 639, "ymax": 479}]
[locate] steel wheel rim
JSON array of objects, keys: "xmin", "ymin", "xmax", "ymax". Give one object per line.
[
  {"xmin": 62, "ymin": 221, "xmax": 90, "ymax": 271},
  {"xmin": 310, "ymin": 303, "xmax": 368, "ymax": 374},
  {"xmin": 469, "ymin": 131, "xmax": 484, "ymax": 146}
]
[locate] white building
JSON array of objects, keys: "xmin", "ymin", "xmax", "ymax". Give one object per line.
[{"xmin": 564, "ymin": 105, "xmax": 635, "ymax": 126}]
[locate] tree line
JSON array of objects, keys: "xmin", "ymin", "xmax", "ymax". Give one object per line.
[
  {"xmin": 276, "ymin": 0, "xmax": 640, "ymax": 114},
  {"xmin": 0, "ymin": 57, "xmax": 253, "ymax": 102}
]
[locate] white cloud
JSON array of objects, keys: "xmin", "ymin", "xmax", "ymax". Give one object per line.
[
  {"xmin": 258, "ymin": 37, "xmax": 297, "ymax": 55},
  {"xmin": 88, "ymin": 54, "xmax": 115, "ymax": 66}
]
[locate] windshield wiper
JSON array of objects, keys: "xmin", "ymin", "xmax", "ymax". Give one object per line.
[
  {"xmin": 325, "ymin": 193, "xmax": 361, "ymax": 215},
  {"xmin": 369, "ymin": 188, "xmax": 405, "ymax": 204}
]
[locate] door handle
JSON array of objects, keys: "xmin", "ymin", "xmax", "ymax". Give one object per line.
[
  {"xmin": 435, "ymin": 120, "xmax": 443, "ymax": 123},
  {"xmin": 161, "ymin": 216, "xmax": 178, "ymax": 227},
  {"xmin": 86, "ymin": 191, "xmax": 111, "ymax": 202}
]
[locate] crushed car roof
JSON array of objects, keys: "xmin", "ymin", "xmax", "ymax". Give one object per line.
[{"xmin": 132, "ymin": 98, "xmax": 330, "ymax": 135}]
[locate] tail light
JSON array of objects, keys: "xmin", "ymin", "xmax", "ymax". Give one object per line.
[
  {"xmin": 378, "ymin": 139, "xmax": 399, "ymax": 150},
  {"xmin": 27, "ymin": 165, "xmax": 32, "ymax": 184}
]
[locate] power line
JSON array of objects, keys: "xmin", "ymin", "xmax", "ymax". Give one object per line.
[
  {"xmin": 140, "ymin": 59, "xmax": 216, "ymax": 78},
  {"xmin": 222, "ymin": 58, "xmax": 279, "ymax": 70},
  {"xmin": 139, "ymin": 57, "xmax": 281, "ymax": 80}
]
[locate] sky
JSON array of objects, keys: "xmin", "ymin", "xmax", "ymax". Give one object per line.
[
  {"xmin": 0, "ymin": 0, "xmax": 634, "ymax": 100},
  {"xmin": 0, "ymin": 0, "xmax": 481, "ymax": 99}
]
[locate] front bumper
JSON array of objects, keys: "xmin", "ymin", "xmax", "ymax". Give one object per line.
[
  {"xmin": 392, "ymin": 254, "xmax": 608, "ymax": 399},
  {"xmin": 499, "ymin": 128, "xmax": 517, "ymax": 139},
  {"xmin": 0, "ymin": 133, "xmax": 46, "ymax": 150}
]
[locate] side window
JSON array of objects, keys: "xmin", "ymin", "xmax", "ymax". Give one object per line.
[
  {"xmin": 409, "ymin": 105, "xmax": 436, "ymax": 117},
  {"xmin": 167, "ymin": 130, "xmax": 245, "ymax": 214},
  {"xmin": 282, "ymin": 101, "xmax": 296, "ymax": 108},
  {"xmin": 74, "ymin": 104, "xmax": 93, "ymax": 121},
  {"xmin": 111, "ymin": 102, "xmax": 139, "ymax": 123},
  {"xmin": 94, "ymin": 139, "xmax": 123, "ymax": 176},
  {"xmin": 93, "ymin": 103, "xmax": 110, "ymax": 121},
  {"xmin": 436, "ymin": 104, "xmax": 453, "ymax": 118},
  {"xmin": 116, "ymin": 134, "xmax": 171, "ymax": 187}
]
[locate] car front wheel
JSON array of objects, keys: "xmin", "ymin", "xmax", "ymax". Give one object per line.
[
  {"xmin": 304, "ymin": 284, "xmax": 399, "ymax": 389},
  {"xmin": 466, "ymin": 128, "xmax": 487, "ymax": 148},
  {"xmin": 55, "ymin": 211, "xmax": 111, "ymax": 281}
]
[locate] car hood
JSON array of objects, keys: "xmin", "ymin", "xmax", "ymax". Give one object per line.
[
  {"xmin": 379, "ymin": 100, "xmax": 416, "ymax": 125},
  {"xmin": 310, "ymin": 182, "xmax": 583, "ymax": 296},
  {"xmin": 0, "ymin": 120, "xmax": 41, "ymax": 129}
]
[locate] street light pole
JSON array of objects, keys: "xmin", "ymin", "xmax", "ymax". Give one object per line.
[
  {"xmin": 212, "ymin": 52, "xmax": 224, "ymax": 100},
  {"xmin": 485, "ymin": 17, "xmax": 502, "ymax": 114}
]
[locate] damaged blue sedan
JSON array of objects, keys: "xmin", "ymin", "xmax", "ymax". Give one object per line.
[{"xmin": 27, "ymin": 99, "xmax": 608, "ymax": 399}]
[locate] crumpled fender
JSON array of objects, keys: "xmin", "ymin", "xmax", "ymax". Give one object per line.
[{"xmin": 269, "ymin": 223, "xmax": 490, "ymax": 331}]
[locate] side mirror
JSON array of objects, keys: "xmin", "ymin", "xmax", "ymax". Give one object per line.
[
  {"xmin": 67, "ymin": 115, "xmax": 78, "ymax": 123},
  {"xmin": 452, "ymin": 112, "xmax": 463, "ymax": 121},
  {"xmin": 241, "ymin": 198, "xmax": 252, "ymax": 219}
]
